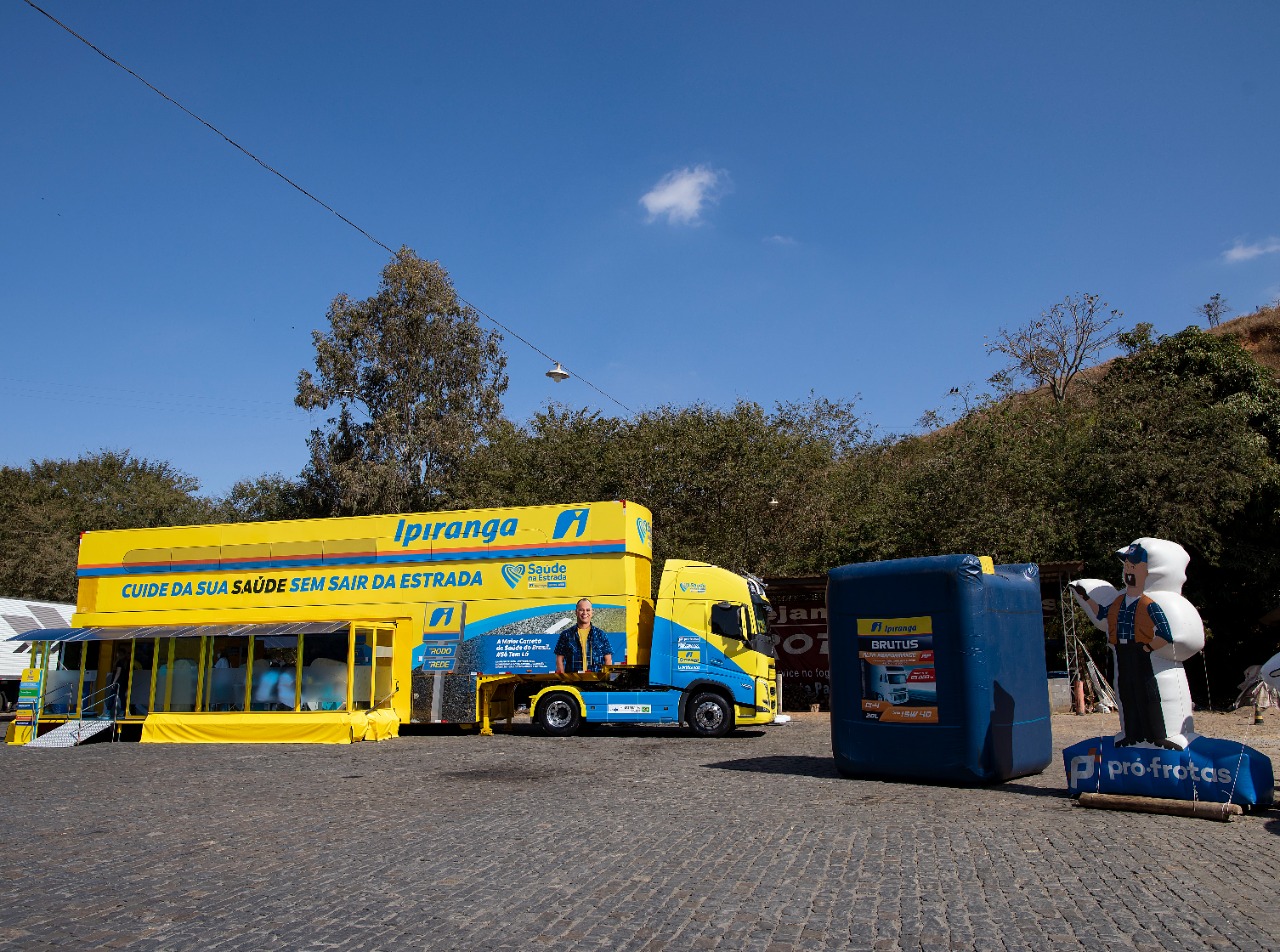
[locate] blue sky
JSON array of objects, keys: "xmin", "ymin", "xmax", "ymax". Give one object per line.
[{"xmin": 3, "ymin": 2, "xmax": 1279, "ymax": 496}]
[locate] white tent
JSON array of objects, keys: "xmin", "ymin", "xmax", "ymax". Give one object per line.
[{"xmin": 1, "ymin": 597, "xmax": 74, "ymax": 683}]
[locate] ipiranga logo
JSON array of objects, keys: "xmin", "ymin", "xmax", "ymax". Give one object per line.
[
  {"xmin": 552, "ymin": 508, "xmax": 589, "ymax": 539},
  {"xmin": 679, "ymin": 582, "xmax": 706, "ymax": 594},
  {"xmin": 395, "ymin": 515, "xmax": 517, "ymax": 548},
  {"xmin": 635, "ymin": 517, "xmax": 651, "ymax": 545},
  {"xmin": 857, "ymin": 616, "xmax": 933, "ymax": 636},
  {"xmin": 501, "ymin": 563, "xmax": 526, "ymax": 589}
]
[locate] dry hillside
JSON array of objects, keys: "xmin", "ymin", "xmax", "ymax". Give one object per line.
[
  {"xmin": 919, "ymin": 304, "xmax": 1280, "ymax": 436},
  {"xmin": 1211, "ymin": 304, "xmax": 1280, "ymax": 378}
]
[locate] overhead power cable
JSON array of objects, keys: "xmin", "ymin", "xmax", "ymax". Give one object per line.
[{"xmin": 21, "ymin": 0, "xmax": 634, "ymax": 415}]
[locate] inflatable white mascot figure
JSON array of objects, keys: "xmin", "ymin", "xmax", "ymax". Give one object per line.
[
  {"xmin": 1062, "ymin": 537, "xmax": 1273, "ymax": 806},
  {"xmin": 1069, "ymin": 538, "xmax": 1204, "ymax": 750}
]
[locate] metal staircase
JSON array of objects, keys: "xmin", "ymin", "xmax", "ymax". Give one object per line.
[
  {"xmin": 24, "ymin": 682, "xmax": 121, "ymax": 747},
  {"xmin": 26, "ymin": 719, "xmax": 114, "ymax": 748}
]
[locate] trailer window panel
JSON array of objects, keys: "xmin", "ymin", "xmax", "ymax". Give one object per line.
[
  {"xmin": 159, "ymin": 637, "xmax": 201, "ymax": 712},
  {"xmin": 129, "ymin": 638, "xmax": 158, "ymax": 715},
  {"xmin": 373, "ymin": 628, "xmax": 395, "ymax": 708},
  {"xmin": 353, "ymin": 627, "xmax": 373, "ymax": 709},
  {"xmin": 42, "ymin": 642, "xmax": 83, "ymax": 715},
  {"xmin": 251, "ymin": 635, "xmax": 300, "ymax": 711},
  {"xmin": 204, "ymin": 636, "xmax": 249, "ymax": 711},
  {"xmin": 301, "ymin": 632, "xmax": 350, "ymax": 711},
  {"xmin": 94, "ymin": 640, "xmax": 132, "ymax": 718}
]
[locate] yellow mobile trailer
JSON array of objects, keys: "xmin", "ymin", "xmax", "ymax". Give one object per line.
[{"xmin": 6, "ymin": 501, "xmax": 779, "ymax": 745}]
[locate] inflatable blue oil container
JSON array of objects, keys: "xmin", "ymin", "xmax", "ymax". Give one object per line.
[{"xmin": 828, "ymin": 554, "xmax": 1052, "ymax": 784}]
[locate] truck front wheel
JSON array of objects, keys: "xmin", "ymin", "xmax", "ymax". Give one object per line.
[
  {"xmin": 687, "ymin": 692, "xmax": 732, "ymax": 738},
  {"xmin": 536, "ymin": 692, "xmax": 582, "ymax": 737}
]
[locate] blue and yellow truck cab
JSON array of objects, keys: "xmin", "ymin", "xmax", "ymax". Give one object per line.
[
  {"xmin": 5, "ymin": 501, "xmax": 778, "ymax": 744},
  {"xmin": 527, "ymin": 558, "xmax": 779, "ymax": 737}
]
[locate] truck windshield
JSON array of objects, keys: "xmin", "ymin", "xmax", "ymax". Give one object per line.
[
  {"xmin": 888, "ymin": 674, "xmax": 907, "ymax": 684},
  {"xmin": 747, "ymin": 597, "xmax": 777, "ymax": 657}
]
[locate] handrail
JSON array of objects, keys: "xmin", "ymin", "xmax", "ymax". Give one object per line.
[
  {"xmin": 30, "ymin": 680, "xmax": 74, "ymax": 735},
  {"xmin": 79, "ymin": 681, "xmax": 123, "ymax": 741},
  {"xmin": 372, "ymin": 680, "xmax": 400, "ymax": 710},
  {"xmin": 82, "ymin": 681, "xmax": 122, "ymax": 716},
  {"xmin": 33, "ymin": 678, "xmax": 121, "ymax": 743},
  {"xmin": 39, "ymin": 681, "xmax": 76, "ymax": 713}
]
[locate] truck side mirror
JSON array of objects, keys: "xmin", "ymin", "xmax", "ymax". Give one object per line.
[{"xmin": 710, "ymin": 602, "xmax": 745, "ymax": 640}]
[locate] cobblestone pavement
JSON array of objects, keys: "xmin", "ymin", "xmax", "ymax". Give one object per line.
[{"xmin": 1, "ymin": 711, "xmax": 1278, "ymax": 951}]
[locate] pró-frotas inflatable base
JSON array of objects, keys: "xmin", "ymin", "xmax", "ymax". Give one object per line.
[{"xmin": 1064, "ymin": 735, "xmax": 1274, "ymax": 807}]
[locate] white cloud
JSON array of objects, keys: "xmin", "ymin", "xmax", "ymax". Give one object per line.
[
  {"xmin": 764, "ymin": 234, "xmax": 796, "ymax": 246},
  {"xmin": 639, "ymin": 165, "xmax": 725, "ymax": 225},
  {"xmin": 1222, "ymin": 237, "xmax": 1280, "ymax": 263}
]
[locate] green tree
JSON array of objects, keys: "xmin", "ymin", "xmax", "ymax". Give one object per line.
[
  {"xmin": 452, "ymin": 395, "xmax": 868, "ymax": 579},
  {"xmin": 450, "ymin": 405, "xmax": 628, "ymax": 510},
  {"xmin": 1117, "ymin": 321, "xmax": 1156, "ymax": 355},
  {"xmin": 296, "ymin": 247, "xmax": 508, "ymax": 515},
  {"xmin": 1075, "ymin": 374, "xmax": 1271, "ymax": 563},
  {"xmin": 618, "ymin": 401, "xmax": 792, "ymax": 574},
  {"xmin": 615, "ymin": 398, "xmax": 866, "ymax": 576},
  {"xmin": 852, "ymin": 322, "xmax": 1280, "ymax": 702},
  {"xmin": 1069, "ymin": 327, "xmax": 1280, "ymax": 698},
  {"xmin": 1078, "ymin": 326, "xmax": 1280, "ymax": 575},
  {"xmin": 0, "ymin": 451, "xmax": 211, "ymax": 602},
  {"xmin": 212, "ymin": 473, "xmax": 310, "ymax": 523},
  {"xmin": 861, "ymin": 397, "xmax": 1085, "ymax": 567}
]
